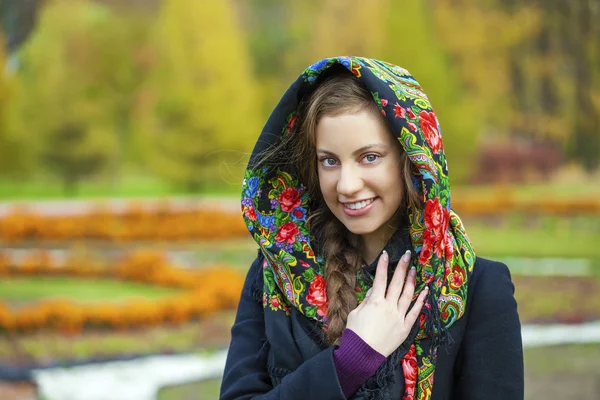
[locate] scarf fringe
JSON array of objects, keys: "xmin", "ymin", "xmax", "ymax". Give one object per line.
[{"xmin": 423, "ymin": 288, "xmax": 455, "ymax": 362}]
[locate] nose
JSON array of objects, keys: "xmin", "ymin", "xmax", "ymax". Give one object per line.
[{"xmin": 337, "ymin": 165, "xmax": 363, "ymax": 198}]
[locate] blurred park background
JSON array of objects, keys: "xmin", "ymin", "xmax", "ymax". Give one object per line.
[{"xmin": 0, "ymin": 0, "xmax": 599, "ymax": 399}]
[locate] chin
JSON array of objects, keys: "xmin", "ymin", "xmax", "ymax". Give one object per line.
[{"xmin": 339, "ymin": 219, "xmax": 381, "ymax": 236}]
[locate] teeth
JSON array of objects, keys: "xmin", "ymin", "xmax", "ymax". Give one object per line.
[{"xmin": 345, "ymin": 198, "xmax": 374, "ymax": 210}]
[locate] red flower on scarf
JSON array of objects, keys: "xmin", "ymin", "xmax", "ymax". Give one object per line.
[
  {"xmin": 419, "ymin": 230, "xmax": 434, "ymax": 264},
  {"xmin": 419, "ymin": 110, "xmax": 443, "ymax": 154},
  {"xmin": 307, "ymin": 275, "xmax": 328, "ymax": 316},
  {"xmin": 424, "ymin": 198, "xmax": 444, "ymax": 232},
  {"xmin": 279, "ymin": 188, "xmax": 302, "ymax": 213},
  {"xmin": 445, "ymin": 234, "xmax": 455, "ymax": 259},
  {"xmin": 276, "ymin": 221, "xmax": 299, "ymax": 244},
  {"xmin": 424, "ymin": 198, "xmax": 451, "ymax": 259},
  {"xmin": 286, "ymin": 113, "xmax": 299, "ymax": 135},
  {"xmin": 450, "ymin": 272, "xmax": 464, "ymax": 288},
  {"xmin": 395, "ymin": 103, "xmax": 406, "ymax": 119},
  {"xmin": 402, "ymin": 344, "xmax": 418, "ymax": 400},
  {"xmin": 270, "ymin": 297, "xmax": 280, "ymax": 309},
  {"xmin": 244, "ymin": 206, "xmax": 257, "ymax": 221}
]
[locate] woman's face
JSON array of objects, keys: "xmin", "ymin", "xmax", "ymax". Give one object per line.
[{"xmin": 315, "ymin": 109, "xmax": 405, "ymax": 241}]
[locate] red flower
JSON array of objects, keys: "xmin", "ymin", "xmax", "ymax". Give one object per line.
[
  {"xmin": 408, "ymin": 122, "xmax": 418, "ymax": 132},
  {"xmin": 450, "ymin": 272, "xmax": 464, "ymax": 288},
  {"xmin": 445, "ymin": 235, "xmax": 455, "ymax": 259},
  {"xmin": 419, "ymin": 110, "xmax": 443, "ymax": 154},
  {"xmin": 394, "ymin": 103, "xmax": 406, "ymax": 119},
  {"xmin": 244, "ymin": 206, "xmax": 257, "ymax": 221},
  {"xmin": 401, "ymin": 345, "xmax": 418, "ymax": 400},
  {"xmin": 419, "ymin": 230, "xmax": 434, "ymax": 264},
  {"xmin": 424, "ymin": 198, "xmax": 444, "ymax": 233},
  {"xmin": 275, "ymin": 221, "xmax": 299, "ymax": 244},
  {"xmin": 381, "ymin": 98, "xmax": 388, "ymax": 107},
  {"xmin": 292, "ymin": 208, "xmax": 304, "ymax": 219},
  {"xmin": 270, "ymin": 297, "xmax": 280, "ymax": 309},
  {"xmin": 279, "ymin": 188, "xmax": 302, "ymax": 213},
  {"xmin": 408, "ymin": 108, "xmax": 416, "ymax": 119},
  {"xmin": 307, "ymin": 275, "xmax": 328, "ymax": 317},
  {"xmin": 286, "ymin": 113, "xmax": 299, "ymax": 135}
]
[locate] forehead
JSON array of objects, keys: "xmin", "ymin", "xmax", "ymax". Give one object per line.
[{"xmin": 315, "ymin": 111, "xmax": 393, "ymax": 151}]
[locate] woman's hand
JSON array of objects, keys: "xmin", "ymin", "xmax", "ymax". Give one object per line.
[{"xmin": 345, "ymin": 250, "xmax": 428, "ymax": 357}]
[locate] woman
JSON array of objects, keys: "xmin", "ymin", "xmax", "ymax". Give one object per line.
[{"xmin": 220, "ymin": 57, "xmax": 524, "ymax": 400}]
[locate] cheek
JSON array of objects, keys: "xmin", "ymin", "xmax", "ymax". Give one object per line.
[
  {"xmin": 377, "ymin": 163, "xmax": 405, "ymax": 198},
  {"xmin": 317, "ymin": 170, "xmax": 337, "ymax": 200}
]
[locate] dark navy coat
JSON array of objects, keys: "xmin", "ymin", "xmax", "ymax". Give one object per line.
[{"xmin": 220, "ymin": 255, "xmax": 524, "ymax": 400}]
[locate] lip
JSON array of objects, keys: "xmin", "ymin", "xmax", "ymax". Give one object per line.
[{"xmin": 341, "ymin": 197, "xmax": 377, "ymax": 217}]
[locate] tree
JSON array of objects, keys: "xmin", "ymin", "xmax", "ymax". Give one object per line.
[
  {"xmin": 0, "ymin": 33, "xmax": 23, "ymax": 176},
  {"xmin": 134, "ymin": 0, "xmax": 261, "ymax": 192},
  {"xmin": 9, "ymin": 0, "xmax": 126, "ymax": 195},
  {"xmin": 566, "ymin": 0, "xmax": 600, "ymax": 171},
  {"xmin": 377, "ymin": 0, "xmax": 480, "ymax": 183}
]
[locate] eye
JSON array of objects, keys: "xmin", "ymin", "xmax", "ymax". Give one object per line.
[
  {"xmin": 362, "ymin": 153, "xmax": 380, "ymax": 163},
  {"xmin": 319, "ymin": 157, "xmax": 338, "ymax": 167}
]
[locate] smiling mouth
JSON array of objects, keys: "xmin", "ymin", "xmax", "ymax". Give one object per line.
[{"xmin": 342, "ymin": 198, "xmax": 376, "ymax": 210}]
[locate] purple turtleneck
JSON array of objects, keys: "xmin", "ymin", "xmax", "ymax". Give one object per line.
[{"xmin": 333, "ymin": 328, "xmax": 387, "ymax": 398}]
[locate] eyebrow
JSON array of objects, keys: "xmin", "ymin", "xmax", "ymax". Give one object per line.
[{"xmin": 316, "ymin": 144, "xmax": 386, "ymax": 157}]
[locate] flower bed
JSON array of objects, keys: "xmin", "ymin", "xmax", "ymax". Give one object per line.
[
  {"xmin": 0, "ymin": 196, "xmax": 598, "ymax": 243},
  {"xmin": 0, "ymin": 250, "xmax": 244, "ymax": 334},
  {"xmin": 0, "ymin": 205, "xmax": 248, "ymax": 243}
]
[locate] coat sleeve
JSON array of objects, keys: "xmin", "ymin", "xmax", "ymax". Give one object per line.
[
  {"xmin": 219, "ymin": 257, "xmax": 346, "ymax": 400},
  {"xmin": 454, "ymin": 260, "xmax": 525, "ymax": 400}
]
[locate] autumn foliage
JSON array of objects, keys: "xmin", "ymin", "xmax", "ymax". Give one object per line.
[
  {"xmin": 0, "ymin": 203, "xmax": 248, "ymax": 243},
  {"xmin": 0, "ymin": 249, "xmax": 245, "ymax": 334}
]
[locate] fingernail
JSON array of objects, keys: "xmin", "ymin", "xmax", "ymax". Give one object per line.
[
  {"xmin": 382, "ymin": 250, "xmax": 388, "ymax": 261},
  {"xmin": 402, "ymin": 250, "xmax": 411, "ymax": 263},
  {"xmin": 410, "ymin": 266, "xmax": 416, "ymax": 276}
]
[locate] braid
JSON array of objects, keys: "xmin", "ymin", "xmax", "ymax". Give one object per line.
[{"xmin": 322, "ymin": 217, "xmax": 364, "ymax": 345}]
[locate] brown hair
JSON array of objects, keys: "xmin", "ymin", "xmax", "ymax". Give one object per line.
[{"xmin": 257, "ymin": 67, "xmax": 420, "ymax": 345}]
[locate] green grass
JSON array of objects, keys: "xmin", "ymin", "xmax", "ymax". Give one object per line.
[
  {"xmin": 525, "ymin": 343, "xmax": 600, "ymax": 374},
  {"xmin": 467, "ymin": 223, "xmax": 599, "ymax": 260},
  {"xmin": 0, "ymin": 276, "xmax": 181, "ymax": 303},
  {"xmin": 513, "ymin": 275, "xmax": 600, "ymax": 322},
  {"xmin": 194, "ymin": 239, "xmax": 260, "ymax": 270},
  {"xmin": 452, "ymin": 179, "xmax": 600, "ymax": 201},
  {"xmin": 524, "ymin": 343, "xmax": 600, "ymax": 400},
  {"xmin": 0, "ymin": 175, "xmax": 240, "ymax": 200},
  {"xmin": 158, "ymin": 379, "xmax": 221, "ymax": 400},
  {"xmin": 0, "ymin": 312, "xmax": 235, "ymax": 362}
]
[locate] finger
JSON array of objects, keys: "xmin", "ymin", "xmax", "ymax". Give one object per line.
[
  {"xmin": 404, "ymin": 286, "xmax": 429, "ymax": 325},
  {"xmin": 371, "ymin": 251, "xmax": 389, "ymax": 299},
  {"xmin": 385, "ymin": 250, "xmax": 411, "ymax": 301},
  {"xmin": 397, "ymin": 265, "xmax": 416, "ymax": 313}
]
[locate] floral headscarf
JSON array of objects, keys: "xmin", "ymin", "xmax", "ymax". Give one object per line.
[{"xmin": 241, "ymin": 57, "xmax": 475, "ymax": 400}]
